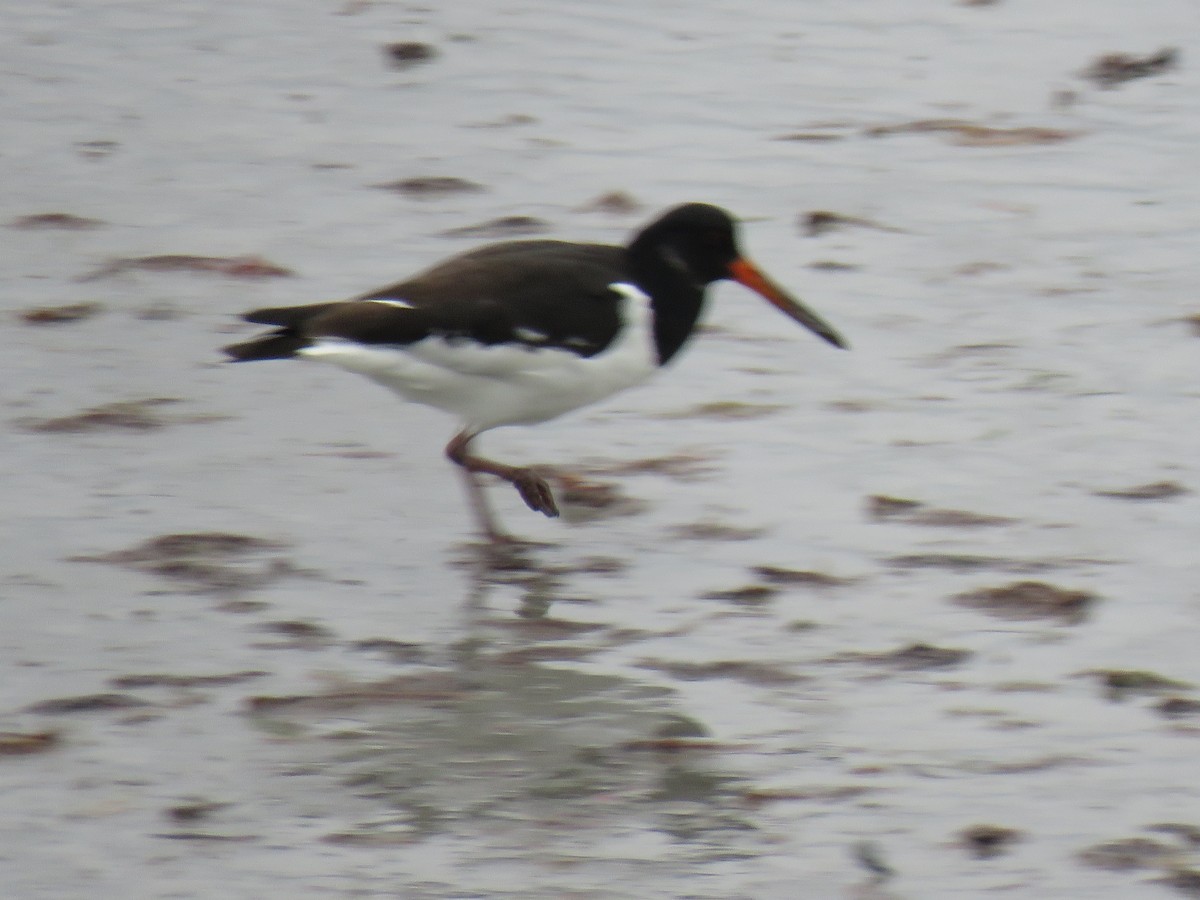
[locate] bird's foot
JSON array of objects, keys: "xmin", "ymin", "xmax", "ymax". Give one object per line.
[{"xmin": 510, "ymin": 469, "xmax": 559, "ymax": 518}]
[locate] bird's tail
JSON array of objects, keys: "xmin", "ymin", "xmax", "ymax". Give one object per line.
[
  {"xmin": 221, "ymin": 302, "xmax": 341, "ymax": 362},
  {"xmin": 223, "ymin": 332, "xmax": 310, "ymax": 362}
]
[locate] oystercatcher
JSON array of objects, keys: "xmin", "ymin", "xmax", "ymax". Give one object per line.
[{"xmin": 224, "ymin": 203, "xmax": 846, "ymax": 539}]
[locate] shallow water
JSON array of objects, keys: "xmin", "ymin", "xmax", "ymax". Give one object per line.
[{"xmin": 3, "ymin": 1, "xmax": 1200, "ymax": 897}]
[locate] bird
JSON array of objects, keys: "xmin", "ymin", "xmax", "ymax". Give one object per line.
[{"xmin": 223, "ymin": 203, "xmax": 846, "ymax": 541}]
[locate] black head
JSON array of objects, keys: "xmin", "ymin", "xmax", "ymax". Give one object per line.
[
  {"xmin": 628, "ymin": 203, "xmax": 847, "ymax": 352},
  {"xmin": 627, "ymin": 202, "xmax": 742, "ymax": 286}
]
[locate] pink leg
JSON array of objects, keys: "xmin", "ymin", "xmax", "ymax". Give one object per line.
[
  {"xmin": 445, "ymin": 431, "xmax": 559, "ymax": 534},
  {"xmin": 457, "ymin": 467, "xmax": 507, "ymax": 542}
]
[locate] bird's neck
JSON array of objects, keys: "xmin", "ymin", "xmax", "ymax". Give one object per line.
[{"xmin": 627, "ymin": 242, "xmax": 708, "ymax": 366}]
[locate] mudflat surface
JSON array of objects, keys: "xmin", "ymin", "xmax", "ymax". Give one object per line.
[{"xmin": 3, "ymin": 2, "xmax": 1199, "ymax": 898}]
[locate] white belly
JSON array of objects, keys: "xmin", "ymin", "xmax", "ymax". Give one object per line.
[{"xmin": 297, "ymin": 283, "xmax": 658, "ymax": 433}]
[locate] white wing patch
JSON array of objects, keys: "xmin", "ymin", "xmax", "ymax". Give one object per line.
[
  {"xmin": 513, "ymin": 326, "xmax": 549, "ymax": 344},
  {"xmin": 368, "ymin": 298, "xmax": 415, "ymax": 309}
]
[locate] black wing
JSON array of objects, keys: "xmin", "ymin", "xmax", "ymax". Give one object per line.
[{"xmin": 224, "ymin": 241, "xmax": 632, "ymax": 362}]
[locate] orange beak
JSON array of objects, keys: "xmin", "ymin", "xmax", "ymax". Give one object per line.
[{"xmin": 728, "ymin": 258, "xmax": 846, "ymax": 349}]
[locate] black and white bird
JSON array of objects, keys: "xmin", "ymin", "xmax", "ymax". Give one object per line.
[{"xmin": 224, "ymin": 203, "xmax": 846, "ymax": 540}]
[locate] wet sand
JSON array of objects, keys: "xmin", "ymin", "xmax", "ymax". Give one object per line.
[{"xmin": 3, "ymin": 1, "xmax": 1199, "ymax": 897}]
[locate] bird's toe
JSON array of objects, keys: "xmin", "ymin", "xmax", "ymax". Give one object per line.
[{"xmin": 513, "ymin": 471, "xmax": 559, "ymax": 518}]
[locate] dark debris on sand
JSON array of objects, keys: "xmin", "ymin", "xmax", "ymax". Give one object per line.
[
  {"xmin": 110, "ymin": 671, "xmax": 268, "ymax": 690},
  {"xmin": 19, "ymin": 302, "xmax": 103, "ymax": 325},
  {"xmin": 0, "ymin": 730, "xmax": 61, "ymax": 755},
  {"xmin": 576, "ymin": 191, "xmax": 642, "ymax": 215},
  {"xmin": 1081, "ymin": 47, "xmax": 1178, "ymax": 89},
  {"xmin": 383, "ymin": 41, "xmax": 438, "ymax": 69},
  {"xmin": 958, "ymin": 823, "xmax": 1023, "ymax": 859},
  {"xmin": 25, "ymin": 693, "xmax": 151, "ymax": 715},
  {"xmin": 20, "ymin": 398, "xmax": 223, "ymax": 433},
  {"xmin": 864, "ymin": 118, "xmax": 1080, "ymax": 146},
  {"xmin": 10, "ymin": 212, "xmax": 105, "ymax": 230},
  {"xmin": 439, "ymin": 216, "xmax": 550, "ymax": 239},
  {"xmin": 700, "ymin": 584, "xmax": 779, "ymax": 605},
  {"xmin": 868, "ymin": 494, "xmax": 1016, "ymax": 527},
  {"xmin": 71, "ymin": 532, "xmax": 307, "ymax": 594},
  {"xmin": 1084, "ymin": 669, "xmax": 1193, "ymax": 701},
  {"xmin": 831, "ymin": 642, "xmax": 973, "ymax": 671},
  {"xmin": 81, "ymin": 254, "xmax": 293, "ymax": 282},
  {"xmin": 639, "ymin": 659, "xmax": 805, "ymax": 687},
  {"xmin": 1093, "ymin": 480, "xmax": 1189, "ymax": 501},
  {"xmin": 954, "ymin": 581, "xmax": 1096, "ymax": 624},
  {"xmin": 374, "ymin": 176, "xmax": 484, "ymax": 197},
  {"xmin": 802, "ymin": 210, "xmax": 904, "ymax": 237},
  {"xmin": 751, "ymin": 565, "xmax": 854, "ymax": 588}
]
